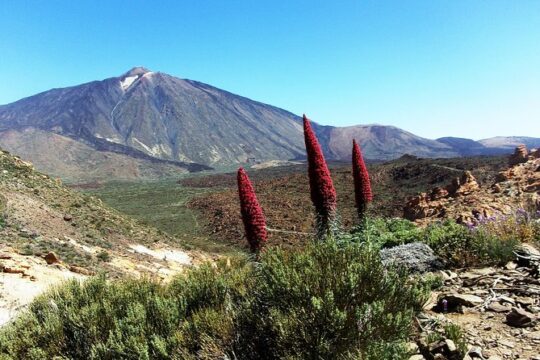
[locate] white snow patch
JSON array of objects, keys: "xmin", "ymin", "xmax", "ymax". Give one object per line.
[
  {"xmin": 128, "ymin": 245, "xmax": 192, "ymax": 265},
  {"xmin": 142, "ymin": 72, "xmax": 155, "ymax": 79},
  {"xmin": 159, "ymin": 144, "xmax": 172, "ymax": 156},
  {"xmin": 120, "ymin": 75, "xmax": 139, "ymax": 91},
  {"xmin": 209, "ymin": 148, "xmax": 222, "ymax": 162}
]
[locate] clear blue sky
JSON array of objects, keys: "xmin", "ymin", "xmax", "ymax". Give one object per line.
[{"xmin": 1, "ymin": 0, "xmax": 539, "ymax": 139}]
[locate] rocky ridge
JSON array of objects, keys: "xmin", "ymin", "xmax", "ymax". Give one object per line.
[{"xmin": 404, "ymin": 146, "xmax": 540, "ymax": 225}]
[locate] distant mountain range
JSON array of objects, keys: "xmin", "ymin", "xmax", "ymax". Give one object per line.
[{"xmin": 0, "ymin": 67, "xmax": 538, "ymax": 182}]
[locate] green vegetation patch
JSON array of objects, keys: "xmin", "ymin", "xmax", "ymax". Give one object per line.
[
  {"xmin": 84, "ymin": 180, "xmax": 233, "ymax": 253},
  {"xmin": 0, "ymin": 239, "xmax": 429, "ymax": 360},
  {"xmin": 345, "ymin": 216, "xmax": 534, "ymax": 267}
]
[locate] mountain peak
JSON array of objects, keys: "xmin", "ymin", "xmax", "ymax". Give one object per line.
[
  {"xmin": 122, "ymin": 66, "xmax": 151, "ymax": 77},
  {"xmin": 119, "ymin": 67, "xmax": 152, "ymax": 91}
]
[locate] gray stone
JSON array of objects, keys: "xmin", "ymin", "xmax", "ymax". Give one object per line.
[
  {"xmin": 468, "ymin": 346, "xmax": 484, "ymax": 359},
  {"xmin": 381, "ymin": 242, "xmax": 443, "ymax": 273},
  {"xmin": 445, "ymin": 339, "xmax": 457, "ymax": 353},
  {"xmin": 487, "ymin": 302, "xmax": 511, "ymax": 313}
]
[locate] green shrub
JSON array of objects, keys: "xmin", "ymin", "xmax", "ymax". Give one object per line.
[
  {"xmin": 424, "ymin": 220, "xmax": 519, "ymax": 267},
  {"xmin": 236, "ymin": 241, "xmax": 429, "ymax": 359},
  {"xmin": 0, "ymin": 240, "xmax": 428, "ymax": 360},
  {"xmin": 349, "ymin": 217, "xmax": 520, "ymax": 267},
  {"xmin": 96, "ymin": 250, "xmax": 111, "ymax": 262},
  {"xmin": 348, "ymin": 217, "xmax": 422, "ymax": 248},
  {"xmin": 443, "ymin": 323, "xmax": 467, "ymax": 356}
]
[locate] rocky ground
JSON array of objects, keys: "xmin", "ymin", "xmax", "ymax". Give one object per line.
[{"xmin": 391, "ymin": 242, "xmax": 540, "ymax": 360}]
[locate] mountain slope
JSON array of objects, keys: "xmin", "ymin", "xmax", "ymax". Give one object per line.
[
  {"xmin": 0, "ymin": 148, "xmax": 201, "ymax": 274},
  {"xmin": 0, "ymin": 148, "xmax": 208, "ymax": 323},
  {"xmin": 0, "ymin": 128, "xmax": 203, "ymax": 183},
  {"xmin": 435, "ymin": 137, "xmax": 499, "ymax": 156},
  {"xmin": 323, "ymin": 125, "xmax": 457, "ymax": 160},
  {"xmin": 0, "ymin": 67, "xmax": 536, "ymax": 182},
  {"xmin": 0, "ymin": 67, "xmax": 307, "ymax": 168}
]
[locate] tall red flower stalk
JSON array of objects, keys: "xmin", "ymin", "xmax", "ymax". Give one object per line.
[
  {"xmin": 237, "ymin": 167, "xmax": 268, "ymax": 253},
  {"xmin": 352, "ymin": 139, "xmax": 373, "ymax": 220},
  {"xmin": 303, "ymin": 114, "xmax": 337, "ymax": 237}
]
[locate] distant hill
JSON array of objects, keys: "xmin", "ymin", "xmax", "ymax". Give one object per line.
[
  {"xmin": 322, "ymin": 125, "xmax": 457, "ymax": 160},
  {"xmin": 436, "ymin": 137, "xmax": 499, "ymax": 156},
  {"xmin": 479, "ymin": 136, "xmax": 540, "ymax": 150},
  {"xmin": 0, "ymin": 128, "xmax": 205, "ymax": 183},
  {"xmin": 0, "ymin": 67, "xmax": 536, "ymax": 181}
]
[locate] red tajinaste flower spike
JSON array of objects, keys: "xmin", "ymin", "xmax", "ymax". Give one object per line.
[
  {"xmin": 237, "ymin": 167, "xmax": 268, "ymax": 253},
  {"xmin": 303, "ymin": 114, "xmax": 337, "ymax": 235},
  {"xmin": 352, "ymin": 139, "xmax": 373, "ymax": 219}
]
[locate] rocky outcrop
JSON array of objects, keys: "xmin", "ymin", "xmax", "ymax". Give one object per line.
[
  {"xmin": 404, "ymin": 146, "xmax": 540, "ymax": 225},
  {"xmin": 509, "ymin": 144, "xmax": 529, "ymax": 166}
]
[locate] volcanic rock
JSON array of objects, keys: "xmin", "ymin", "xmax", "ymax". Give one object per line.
[
  {"xmin": 69, "ymin": 265, "xmax": 94, "ymax": 276},
  {"xmin": 404, "ymin": 150, "xmax": 540, "ymax": 225},
  {"xmin": 506, "ymin": 307, "xmax": 536, "ymax": 327},
  {"xmin": 439, "ymin": 293, "xmax": 484, "ymax": 308},
  {"xmin": 44, "ymin": 252, "xmax": 59, "ymax": 265},
  {"xmin": 509, "ymin": 145, "xmax": 529, "ymax": 166}
]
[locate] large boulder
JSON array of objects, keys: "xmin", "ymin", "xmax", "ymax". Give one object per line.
[{"xmin": 381, "ymin": 242, "xmax": 443, "ymax": 273}]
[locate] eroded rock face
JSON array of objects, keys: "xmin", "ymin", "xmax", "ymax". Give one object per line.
[
  {"xmin": 448, "ymin": 171, "xmax": 480, "ymax": 196},
  {"xmin": 509, "ymin": 144, "xmax": 529, "ymax": 166},
  {"xmin": 404, "ymin": 146, "xmax": 540, "ymax": 224}
]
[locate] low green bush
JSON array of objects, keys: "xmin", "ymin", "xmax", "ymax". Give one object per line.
[
  {"xmin": 424, "ymin": 220, "xmax": 519, "ymax": 267},
  {"xmin": 236, "ymin": 241, "xmax": 429, "ymax": 359},
  {"xmin": 349, "ymin": 217, "xmax": 521, "ymax": 267},
  {"xmin": 0, "ymin": 240, "xmax": 428, "ymax": 360},
  {"xmin": 346, "ymin": 217, "xmax": 421, "ymax": 248}
]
